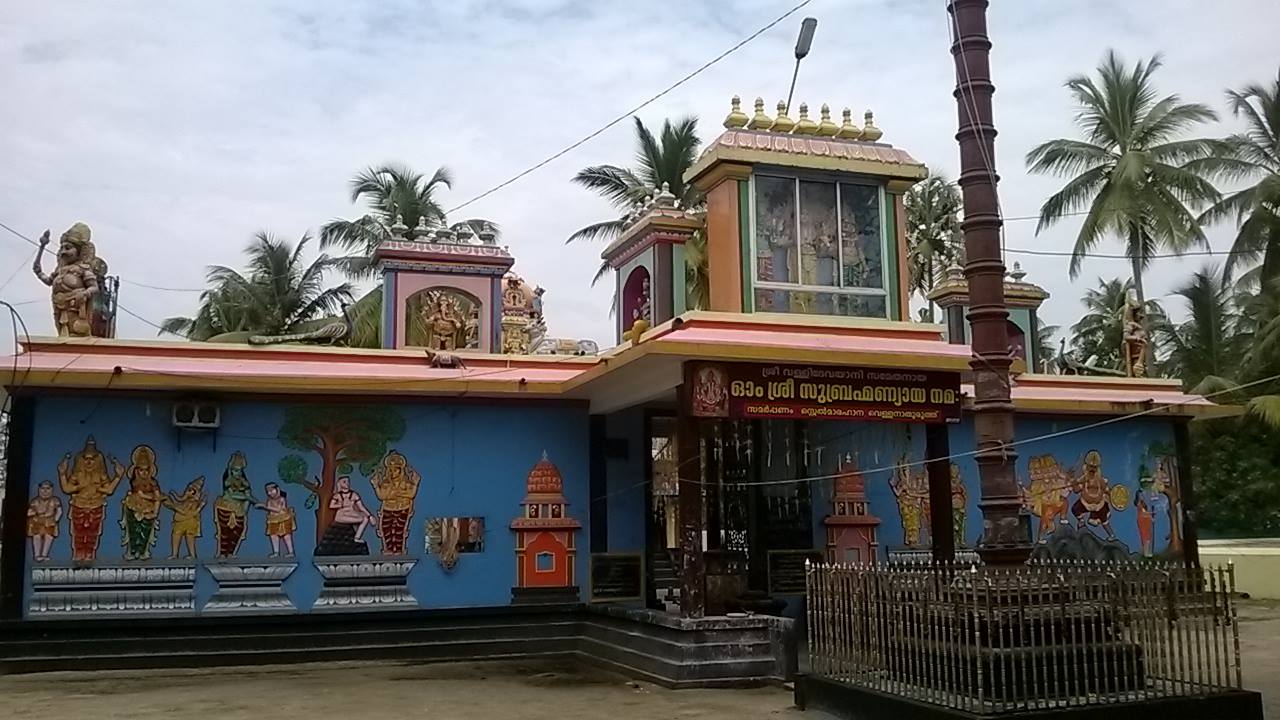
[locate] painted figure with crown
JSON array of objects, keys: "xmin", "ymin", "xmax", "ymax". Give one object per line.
[
  {"xmin": 32, "ymin": 222, "xmax": 110, "ymax": 337},
  {"xmin": 57, "ymin": 436, "xmax": 126, "ymax": 562},
  {"xmin": 370, "ymin": 450, "xmax": 420, "ymax": 555},
  {"xmin": 120, "ymin": 445, "xmax": 164, "ymax": 561},
  {"xmin": 214, "ymin": 451, "xmax": 258, "ymax": 557}
]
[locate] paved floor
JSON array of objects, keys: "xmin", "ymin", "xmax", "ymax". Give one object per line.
[{"xmin": 1, "ymin": 600, "xmax": 1275, "ymax": 720}]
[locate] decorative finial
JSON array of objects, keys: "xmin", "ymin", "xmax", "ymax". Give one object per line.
[
  {"xmin": 655, "ymin": 182, "xmax": 677, "ymax": 209},
  {"xmin": 414, "ymin": 215, "xmax": 430, "ymax": 241},
  {"xmin": 770, "ymin": 101, "xmax": 795, "ymax": 133},
  {"xmin": 836, "ymin": 108, "xmax": 862, "ymax": 139},
  {"xmin": 477, "ymin": 228, "xmax": 497, "ymax": 245},
  {"xmin": 792, "ymin": 102, "xmax": 818, "ymax": 135},
  {"xmin": 723, "ymin": 95, "xmax": 749, "ymax": 129},
  {"xmin": 440, "ymin": 227, "xmax": 457, "ymax": 243},
  {"xmin": 390, "ymin": 213, "xmax": 409, "ymax": 240},
  {"xmin": 816, "ymin": 104, "xmax": 839, "ymax": 137},
  {"xmin": 861, "ymin": 110, "xmax": 883, "ymax": 142},
  {"xmin": 1008, "ymin": 261, "xmax": 1027, "ymax": 282},
  {"xmin": 747, "ymin": 97, "xmax": 772, "ymax": 130},
  {"xmin": 946, "ymin": 262, "xmax": 965, "ymax": 282},
  {"xmin": 430, "ymin": 228, "xmax": 448, "ymax": 243},
  {"xmin": 456, "ymin": 223, "xmax": 476, "ymax": 243}
]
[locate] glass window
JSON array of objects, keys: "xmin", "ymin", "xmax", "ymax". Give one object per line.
[
  {"xmin": 755, "ymin": 175, "xmax": 797, "ymax": 283},
  {"xmin": 798, "ymin": 181, "xmax": 838, "ymax": 287},
  {"xmin": 839, "ymin": 183, "xmax": 884, "ymax": 289},
  {"xmin": 752, "ymin": 174, "xmax": 888, "ymax": 319}
]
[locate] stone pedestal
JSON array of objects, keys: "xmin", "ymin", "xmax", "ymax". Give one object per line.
[
  {"xmin": 312, "ymin": 557, "xmax": 417, "ymax": 611},
  {"xmin": 28, "ymin": 562, "xmax": 197, "ymax": 618},
  {"xmin": 204, "ymin": 560, "xmax": 297, "ymax": 614}
]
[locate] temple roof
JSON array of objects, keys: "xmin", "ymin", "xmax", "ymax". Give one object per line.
[
  {"xmin": 4, "ymin": 313, "xmax": 1235, "ymax": 419},
  {"xmin": 685, "ymin": 97, "xmax": 927, "ymax": 189}
]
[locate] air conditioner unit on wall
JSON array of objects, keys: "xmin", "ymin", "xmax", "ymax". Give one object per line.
[{"xmin": 172, "ymin": 400, "xmax": 220, "ymax": 429}]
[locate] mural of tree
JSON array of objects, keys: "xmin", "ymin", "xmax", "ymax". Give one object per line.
[{"xmin": 277, "ymin": 405, "xmax": 406, "ymax": 542}]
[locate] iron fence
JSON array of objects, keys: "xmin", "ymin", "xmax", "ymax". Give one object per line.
[{"xmin": 805, "ymin": 559, "xmax": 1243, "ymax": 714}]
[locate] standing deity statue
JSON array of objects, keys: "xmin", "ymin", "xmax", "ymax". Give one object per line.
[
  {"xmin": 32, "ymin": 223, "xmax": 108, "ymax": 337},
  {"xmin": 370, "ymin": 451, "xmax": 421, "ymax": 555},
  {"xmin": 57, "ymin": 436, "xmax": 126, "ymax": 562},
  {"xmin": 1122, "ymin": 290, "xmax": 1148, "ymax": 378},
  {"xmin": 119, "ymin": 445, "xmax": 164, "ymax": 561}
]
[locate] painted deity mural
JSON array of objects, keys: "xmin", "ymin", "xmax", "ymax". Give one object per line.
[{"xmin": 21, "ymin": 397, "xmax": 589, "ymax": 618}]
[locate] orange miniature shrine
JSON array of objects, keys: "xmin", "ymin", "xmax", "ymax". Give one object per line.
[
  {"xmin": 823, "ymin": 457, "xmax": 880, "ymax": 564},
  {"xmin": 510, "ymin": 452, "xmax": 581, "ymax": 603}
]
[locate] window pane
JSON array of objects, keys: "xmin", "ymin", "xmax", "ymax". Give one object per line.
[
  {"xmin": 754, "ymin": 289, "xmax": 886, "ymax": 319},
  {"xmin": 798, "ymin": 181, "xmax": 839, "ymax": 287},
  {"xmin": 839, "ymin": 184, "xmax": 884, "ymax": 289},
  {"xmin": 755, "ymin": 176, "xmax": 798, "ymax": 283}
]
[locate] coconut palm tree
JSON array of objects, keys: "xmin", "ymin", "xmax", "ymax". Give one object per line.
[
  {"xmin": 904, "ymin": 175, "xmax": 963, "ymax": 321},
  {"xmin": 320, "ymin": 164, "xmax": 501, "ymax": 280},
  {"xmin": 1026, "ymin": 51, "xmax": 1223, "ymax": 334},
  {"xmin": 161, "ymin": 231, "xmax": 353, "ymax": 342},
  {"xmin": 568, "ymin": 116, "xmax": 703, "ymax": 288},
  {"xmin": 1195, "ymin": 69, "xmax": 1280, "ymax": 284},
  {"xmin": 1159, "ymin": 265, "xmax": 1280, "ymax": 428},
  {"xmin": 1035, "ymin": 323, "xmax": 1060, "ymax": 373},
  {"xmin": 1069, "ymin": 277, "xmax": 1166, "ymax": 371}
]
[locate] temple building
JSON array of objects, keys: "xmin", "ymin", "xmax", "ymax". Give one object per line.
[{"xmin": 0, "ymin": 97, "xmax": 1236, "ymax": 685}]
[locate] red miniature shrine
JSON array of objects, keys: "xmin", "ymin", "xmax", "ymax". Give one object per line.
[
  {"xmin": 824, "ymin": 457, "xmax": 880, "ymax": 564},
  {"xmin": 511, "ymin": 452, "xmax": 581, "ymax": 603}
]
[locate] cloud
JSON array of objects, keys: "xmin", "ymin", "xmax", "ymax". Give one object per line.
[{"xmin": 1, "ymin": 0, "xmax": 1276, "ymax": 358}]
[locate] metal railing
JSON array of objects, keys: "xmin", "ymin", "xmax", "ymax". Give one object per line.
[{"xmin": 805, "ymin": 560, "xmax": 1243, "ymax": 714}]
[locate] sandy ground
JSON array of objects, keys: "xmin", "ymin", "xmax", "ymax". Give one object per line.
[
  {"xmin": 1, "ymin": 600, "xmax": 1276, "ymax": 720},
  {"xmin": 0, "ymin": 659, "xmax": 801, "ymax": 720}
]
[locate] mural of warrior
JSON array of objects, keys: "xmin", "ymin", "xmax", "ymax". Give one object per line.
[
  {"xmin": 370, "ymin": 450, "xmax": 420, "ymax": 555},
  {"xmin": 57, "ymin": 436, "xmax": 125, "ymax": 562},
  {"xmin": 163, "ymin": 476, "xmax": 206, "ymax": 560},
  {"xmin": 214, "ymin": 451, "xmax": 257, "ymax": 558},
  {"xmin": 1070, "ymin": 450, "xmax": 1122, "ymax": 539},
  {"xmin": 1024, "ymin": 455, "xmax": 1071, "ymax": 542},
  {"xmin": 27, "ymin": 481, "xmax": 64, "ymax": 563},
  {"xmin": 31, "ymin": 223, "xmax": 108, "ymax": 337},
  {"xmin": 119, "ymin": 445, "xmax": 164, "ymax": 561},
  {"xmin": 260, "ymin": 482, "xmax": 296, "ymax": 558},
  {"xmin": 315, "ymin": 476, "xmax": 372, "ymax": 556}
]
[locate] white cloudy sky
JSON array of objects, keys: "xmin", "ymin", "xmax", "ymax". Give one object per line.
[{"xmin": 1, "ymin": 0, "xmax": 1277, "ymax": 354}]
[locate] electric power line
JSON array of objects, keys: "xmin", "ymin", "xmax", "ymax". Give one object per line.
[{"xmin": 443, "ymin": 0, "xmax": 816, "ymax": 215}]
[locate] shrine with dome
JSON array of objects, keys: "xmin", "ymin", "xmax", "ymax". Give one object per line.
[{"xmin": 0, "ymin": 95, "xmax": 1238, "ymax": 686}]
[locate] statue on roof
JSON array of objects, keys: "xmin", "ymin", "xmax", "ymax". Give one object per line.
[
  {"xmin": 1122, "ymin": 290, "xmax": 1149, "ymax": 378},
  {"xmin": 33, "ymin": 223, "xmax": 109, "ymax": 337}
]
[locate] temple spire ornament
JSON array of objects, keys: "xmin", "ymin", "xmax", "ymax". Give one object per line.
[
  {"xmin": 747, "ymin": 97, "xmax": 772, "ymax": 130},
  {"xmin": 792, "ymin": 103, "xmax": 819, "ymax": 135},
  {"xmin": 770, "ymin": 101, "xmax": 795, "ymax": 133},
  {"xmin": 836, "ymin": 108, "xmax": 862, "ymax": 139},
  {"xmin": 861, "ymin": 110, "xmax": 883, "ymax": 142},
  {"xmin": 723, "ymin": 95, "xmax": 749, "ymax": 129},
  {"xmin": 816, "ymin": 104, "xmax": 840, "ymax": 137},
  {"xmin": 390, "ymin": 214, "xmax": 409, "ymax": 240}
]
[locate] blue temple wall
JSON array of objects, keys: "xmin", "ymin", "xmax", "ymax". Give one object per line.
[
  {"xmin": 23, "ymin": 396, "xmax": 589, "ymax": 616},
  {"xmin": 603, "ymin": 407, "xmax": 647, "ymax": 554},
  {"xmin": 799, "ymin": 415, "xmax": 1182, "ymax": 562}
]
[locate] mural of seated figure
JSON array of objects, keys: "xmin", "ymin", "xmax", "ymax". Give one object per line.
[{"xmin": 315, "ymin": 476, "xmax": 372, "ymax": 556}]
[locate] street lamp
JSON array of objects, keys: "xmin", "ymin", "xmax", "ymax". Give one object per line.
[{"xmin": 785, "ymin": 17, "xmax": 818, "ymax": 114}]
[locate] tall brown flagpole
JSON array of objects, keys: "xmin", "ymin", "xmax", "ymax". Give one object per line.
[{"xmin": 947, "ymin": 0, "xmax": 1031, "ymax": 565}]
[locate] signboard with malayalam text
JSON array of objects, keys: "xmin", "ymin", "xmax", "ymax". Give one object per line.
[{"xmin": 687, "ymin": 362, "xmax": 962, "ymax": 424}]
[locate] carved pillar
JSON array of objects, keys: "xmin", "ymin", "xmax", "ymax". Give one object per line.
[
  {"xmin": 948, "ymin": 0, "xmax": 1031, "ymax": 565},
  {"xmin": 676, "ymin": 363, "xmax": 706, "ymax": 617}
]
